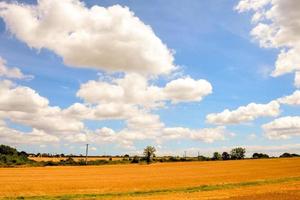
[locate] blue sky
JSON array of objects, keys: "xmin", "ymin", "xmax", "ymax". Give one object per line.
[{"xmin": 0, "ymin": 0, "xmax": 300, "ymax": 156}]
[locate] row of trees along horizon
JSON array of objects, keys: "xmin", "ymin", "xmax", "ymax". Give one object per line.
[{"xmin": 0, "ymin": 144, "xmax": 299, "ymax": 167}]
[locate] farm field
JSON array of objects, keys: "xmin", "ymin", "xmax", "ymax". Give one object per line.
[
  {"xmin": 0, "ymin": 158, "xmax": 300, "ymax": 200},
  {"xmin": 29, "ymin": 156, "xmax": 123, "ymax": 162}
]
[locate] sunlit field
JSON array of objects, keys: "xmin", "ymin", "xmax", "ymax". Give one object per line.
[
  {"xmin": 29, "ymin": 156, "xmax": 123, "ymax": 162},
  {"xmin": 1, "ymin": 158, "xmax": 300, "ymax": 200}
]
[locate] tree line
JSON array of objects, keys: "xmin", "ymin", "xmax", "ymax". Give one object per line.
[{"xmin": 1, "ymin": 144, "xmax": 299, "ymax": 167}]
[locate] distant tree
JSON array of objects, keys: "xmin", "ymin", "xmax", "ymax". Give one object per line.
[
  {"xmin": 280, "ymin": 153, "xmax": 300, "ymax": 158},
  {"xmin": 230, "ymin": 147, "xmax": 246, "ymax": 160},
  {"xmin": 42, "ymin": 153, "xmax": 49, "ymax": 157},
  {"xmin": 252, "ymin": 153, "xmax": 269, "ymax": 159},
  {"xmin": 291, "ymin": 153, "xmax": 300, "ymax": 157},
  {"xmin": 18, "ymin": 151, "xmax": 28, "ymax": 158},
  {"xmin": 222, "ymin": 152, "xmax": 230, "ymax": 160},
  {"xmin": 131, "ymin": 156, "xmax": 140, "ymax": 163},
  {"xmin": 0, "ymin": 145, "xmax": 30, "ymax": 166},
  {"xmin": 0, "ymin": 145, "xmax": 17, "ymax": 155},
  {"xmin": 280, "ymin": 153, "xmax": 292, "ymax": 158},
  {"xmin": 197, "ymin": 155, "xmax": 209, "ymax": 161},
  {"xmin": 123, "ymin": 154, "xmax": 130, "ymax": 161},
  {"xmin": 143, "ymin": 146, "xmax": 156, "ymax": 164},
  {"xmin": 212, "ymin": 152, "xmax": 222, "ymax": 160}
]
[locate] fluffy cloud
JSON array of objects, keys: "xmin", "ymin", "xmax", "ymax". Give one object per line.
[
  {"xmin": 262, "ymin": 116, "xmax": 300, "ymax": 139},
  {"xmin": 236, "ymin": 0, "xmax": 271, "ymax": 12},
  {"xmin": 163, "ymin": 77, "xmax": 212, "ymax": 103},
  {"xmin": 63, "ymin": 102, "xmax": 140, "ymax": 121},
  {"xmin": 206, "ymin": 100, "xmax": 280, "ymax": 125},
  {"xmin": 236, "ymin": 0, "xmax": 300, "ymax": 86},
  {"xmin": 0, "ymin": 80, "xmax": 48, "ymax": 113},
  {"xmin": 0, "ymin": 78, "xmax": 220, "ymax": 149},
  {"xmin": 0, "ymin": 0, "xmax": 219, "ymax": 150},
  {"xmin": 77, "ymin": 73, "xmax": 163, "ymax": 108},
  {"xmin": 0, "ymin": 80, "xmax": 84, "ymax": 134},
  {"xmin": 295, "ymin": 72, "xmax": 300, "ymax": 88},
  {"xmin": 278, "ymin": 90, "xmax": 300, "ymax": 106},
  {"xmin": 0, "ymin": 0, "xmax": 175, "ymax": 76},
  {"xmin": 161, "ymin": 126, "xmax": 231, "ymax": 143},
  {"xmin": 77, "ymin": 73, "xmax": 212, "ymax": 108},
  {"xmin": 0, "ymin": 57, "xmax": 31, "ymax": 79},
  {"xmin": 86, "ymin": 125, "xmax": 230, "ymax": 150},
  {"xmin": 0, "ymin": 126, "xmax": 59, "ymax": 145}
]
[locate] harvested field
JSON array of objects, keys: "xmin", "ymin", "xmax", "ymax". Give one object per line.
[
  {"xmin": 0, "ymin": 158, "xmax": 300, "ymax": 199},
  {"xmin": 29, "ymin": 156, "xmax": 123, "ymax": 162}
]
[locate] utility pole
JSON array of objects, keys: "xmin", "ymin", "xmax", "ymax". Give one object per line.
[{"xmin": 85, "ymin": 144, "xmax": 89, "ymax": 165}]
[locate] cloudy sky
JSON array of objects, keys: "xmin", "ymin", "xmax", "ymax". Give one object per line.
[{"xmin": 0, "ymin": 0, "xmax": 299, "ymax": 156}]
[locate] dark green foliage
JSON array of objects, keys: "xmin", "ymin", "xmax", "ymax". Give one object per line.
[
  {"xmin": 143, "ymin": 146, "xmax": 156, "ymax": 164},
  {"xmin": 230, "ymin": 147, "xmax": 246, "ymax": 160},
  {"xmin": 1, "ymin": 144, "xmax": 299, "ymax": 168},
  {"xmin": 197, "ymin": 155, "xmax": 210, "ymax": 161},
  {"xmin": 0, "ymin": 144, "xmax": 32, "ymax": 166},
  {"xmin": 169, "ymin": 156, "xmax": 180, "ymax": 162},
  {"xmin": 0, "ymin": 144, "xmax": 17, "ymax": 155},
  {"xmin": 212, "ymin": 152, "xmax": 222, "ymax": 160},
  {"xmin": 131, "ymin": 156, "xmax": 140, "ymax": 163},
  {"xmin": 279, "ymin": 152, "xmax": 300, "ymax": 158},
  {"xmin": 222, "ymin": 152, "xmax": 230, "ymax": 160},
  {"xmin": 59, "ymin": 157, "xmax": 77, "ymax": 165},
  {"xmin": 252, "ymin": 153, "xmax": 269, "ymax": 159},
  {"xmin": 123, "ymin": 154, "xmax": 130, "ymax": 161}
]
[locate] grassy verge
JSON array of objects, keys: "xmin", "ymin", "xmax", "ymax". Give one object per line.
[{"xmin": 2, "ymin": 176, "xmax": 300, "ymax": 200}]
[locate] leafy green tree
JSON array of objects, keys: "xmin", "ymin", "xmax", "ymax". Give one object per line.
[
  {"xmin": 222, "ymin": 152, "xmax": 230, "ymax": 160},
  {"xmin": 131, "ymin": 156, "xmax": 140, "ymax": 163},
  {"xmin": 0, "ymin": 144, "xmax": 30, "ymax": 166},
  {"xmin": 212, "ymin": 152, "xmax": 222, "ymax": 160},
  {"xmin": 143, "ymin": 146, "xmax": 156, "ymax": 164},
  {"xmin": 0, "ymin": 145, "xmax": 17, "ymax": 155},
  {"xmin": 280, "ymin": 153, "xmax": 299, "ymax": 158},
  {"xmin": 252, "ymin": 153, "xmax": 269, "ymax": 159},
  {"xmin": 230, "ymin": 147, "xmax": 246, "ymax": 160}
]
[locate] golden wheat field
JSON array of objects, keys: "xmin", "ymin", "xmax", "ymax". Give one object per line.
[
  {"xmin": 0, "ymin": 158, "xmax": 300, "ymax": 200},
  {"xmin": 29, "ymin": 156, "xmax": 123, "ymax": 162}
]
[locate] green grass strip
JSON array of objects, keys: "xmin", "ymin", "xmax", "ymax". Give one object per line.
[{"xmin": 2, "ymin": 176, "xmax": 300, "ymax": 200}]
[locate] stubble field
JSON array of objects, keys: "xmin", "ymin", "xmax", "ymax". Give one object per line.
[
  {"xmin": 0, "ymin": 158, "xmax": 300, "ymax": 200},
  {"xmin": 29, "ymin": 156, "xmax": 123, "ymax": 162}
]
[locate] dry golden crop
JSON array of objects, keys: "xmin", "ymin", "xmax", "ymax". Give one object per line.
[
  {"xmin": 29, "ymin": 156, "xmax": 122, "ymax": 162},
  {"xmin": 0, "ymin": 158, "xmax": 300, "ymax": 199}
]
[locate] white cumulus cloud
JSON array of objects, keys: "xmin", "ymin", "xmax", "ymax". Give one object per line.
[
  {"xmin": 278, "ymin": 90, "xmax": 300, "ymax": 106},
  {"xmin": 77, "ymin": 73, "xmax": 212, "ymax": 108},
  {"xmin": 0, "ymin": 57, "xmax": 32, "ymax": 79},
  {"xmin": 0, "ymin": 0, "xmax": 175, "ymax": 76},
  {"xmin": 236, "ymin": 0, "xmax": 300, "ymax": 86},
  {"xmin": 206, "ymin": 100, "xmax": 280, "ymax": 125},
  {"xmin": 262, "ymin": 116, "xmax": 300, "ymax": 139}
]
